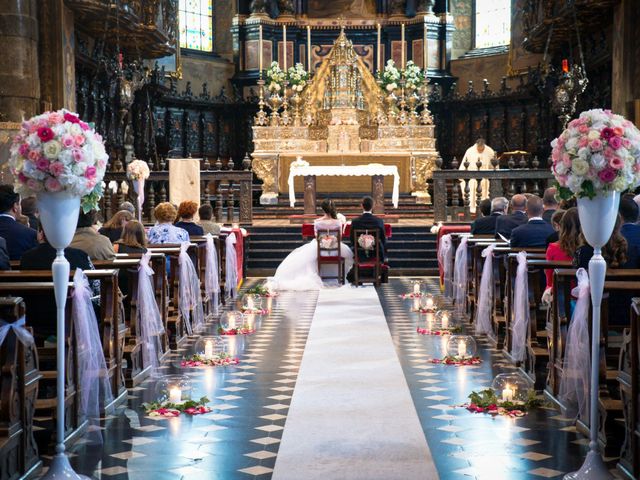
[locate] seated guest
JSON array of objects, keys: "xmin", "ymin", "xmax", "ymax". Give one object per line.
[
  {"xmin": 542, "ymin": 187, "xmax": 558, "ymax": 223},
  {"xmin": 471, "ymin": 197, "xmax": 507, "ymax": 235},
  {"xmin": 545, "ymin": 209, "xmax": 565, "ymax": 246},
  {"xmin": 0, "ymin": 237, "xmax": 9, "ymax": 270},
  {"xmin": 198, "ymin": 204, "xmax": 221, "ymax": 236},
  {"xmin": 71, "ymin": 209, "xmax": 116, "ymax": 261},
  {"xmin": 0, "ymin": 185, "xmax": 37, "ymax": 260},
  {"xmin": 544, "ymin": 208, "xmax": 579, "ymax": 289},
  {"xmin": 478, "ymin": 198, "xmax": 492, "ymax": 218},
  {"xmin": 118, "ymin": 201, "xmax": 136, "ymax": 216},
  {"xmin": 148, "ymin": 202, "xmax": 189, "ymax": 244},
  {"xmin": 619, "ymin": 195, "xmax": 640, "ymax": 248},
  {"xmin": 495, "ymin": 194, "xmax": 528, "ymax": 240},
  {"xmin": 510, "ymin": 195, "xmax": 555, "ymax": 248},
  {"xmin": 20, "ymin": 196, "xmax": 39, "ymax": 230},
  {"xmin": 175, "ymin": 201, "xmax": 205, "ymax": 237},
  {"xmin": 347, "ymin": 196, "xmax": 388, "ymax": 284},
  {"xmin": 115, "ymin": 220, "xmax": 148, "ymax": 254},
  {"xmin": 21, "ymin": 226, "xmax": 95, "ymax": 343},
  {"xmin": 98, "ymin": 210, "xmax": 133, "ymax": 243}
]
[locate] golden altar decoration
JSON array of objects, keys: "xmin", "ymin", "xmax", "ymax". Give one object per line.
[{"xmin": 251, "ymin": 29, "xmax": 439, "ymax": 205}]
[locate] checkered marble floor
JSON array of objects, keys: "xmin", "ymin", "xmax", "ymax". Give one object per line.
[{"xmin": 37, "ymin": 278, "xmax": 623, "ymax": 479}]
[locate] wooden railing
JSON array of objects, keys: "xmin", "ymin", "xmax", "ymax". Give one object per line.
[
  {"xmin": 431, "ymin": 168, "xmax": 555, "ymax": 222},
  {"xmin": 100, "ymin": 170, "xmax": 253, "ymax": 225}
]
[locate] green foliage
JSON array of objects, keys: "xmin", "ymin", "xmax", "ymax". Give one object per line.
[{"xmin": 142, "ymin": 396, "xmax": 210, "ymax": 413}]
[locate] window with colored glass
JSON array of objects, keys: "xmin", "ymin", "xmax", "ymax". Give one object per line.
[
  {"xmin": 179, "ymin": 0, "xmax": 214, "ymax": 52},
  {"xmin": 475, "ymin": 0, "xmax": 511, "ymax": 49}
]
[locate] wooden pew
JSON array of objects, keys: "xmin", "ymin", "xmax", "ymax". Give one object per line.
[
  {"xmin": 0, "ymin": 297, "xmax": 42, "ymax": 479},
  {"xmin": 618, "ymin": 296, "xmax": 640, "ymax": 479}
]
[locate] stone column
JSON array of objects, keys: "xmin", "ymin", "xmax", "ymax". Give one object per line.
[
  {"xmin": 612, "ymin": 0, "xmax": 640, "ymax": 124},
  {"xmin": 0, "ymin": 0, "xmax": 40, "ymax": 121}
]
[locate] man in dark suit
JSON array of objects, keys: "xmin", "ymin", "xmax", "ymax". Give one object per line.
[
  {"xmin": 510, "ymin": 195, "xmax": 555, "ymax": 248},
  {"xmin": 542, "ymin": 187, "xmax": 558, "ymax": 223},
  {"xmin": 471, "ymin": 197, "xmax": 508, "ymax": 235},
  {"xmin": 620, "ymin": 195, "xmax": 640, "ymax": 266},
  {"xmin": 0, "ymin": 237, "xmax": 9, "ymax": 270},
  {"xmin": 494, "ymin": 194, "xmax": 528, "ymax": 240},
  {"xmin": 0, "ymin": 185, "xmax": 37, "ymax": 261},
  {"xmin": 347, "ymin": 196, "xmax": 387, "ymax": 283}
]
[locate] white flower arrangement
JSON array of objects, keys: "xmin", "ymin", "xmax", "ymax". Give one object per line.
[
  {"xmin": 291, "ymin": 156, "xmax": 309, "ymax": 168},
  {"xmin": 379, "ymin": 59, "xmax": 400, "ymax": 92},
  {"xmin": 403, "ymin": 60, "xmax": 425, "ymax": 91},
  {"xmin": 378, "ymin": 59, "xmax": 425, "ymax": 93},
  {"xmin": 286, "ymin": 63, "xmax": 309, "ymax": 92},
  {"xmin": 550, "ymin": 109, "xmax": 640, "ymax": 199},
  {"xmin": 9, "ymin": 109, "xmax": 108, "ymax": 212},
  {"xmin": 126, "ymin": 159, "xmax": 150, "ymax": 181},
  {"xmin": 266, "ymin": 61, "xmax": 286, "ymax": 93}
]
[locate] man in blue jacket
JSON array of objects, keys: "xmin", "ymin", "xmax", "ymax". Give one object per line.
[
  {"xmin": 0, "ymin": 185, "xmax": 37, "ymax": 261},
  {"xmin": 510, "ymin": 195, "xmax": 555, "ymax": 248}
]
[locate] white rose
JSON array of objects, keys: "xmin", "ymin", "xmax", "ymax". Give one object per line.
[
  {"xmin": 577, "ymin": 147, "xmax": 589, "ymax": 160},
  {"xmin": 27, "ymin": 133, "xmax": 41, "ymax": 148},
  {"xmin": 571, "ymin": 158, "xmax": 589, "ymax": 176},
  {"xmin": 612, "ymin": 175, "xmax": 627, "ymax": 191},
  {"xmin": 565, "ymin": 137, "xmax": 578, "ymax": 151},
  {"xmin": 554, "ymin": 161, "xmax": 568, "ymax": 175},
  {"xmin": 69, "ymin": 124, "xmax": 82, "ymax": 136},
  {"xmin": 43, "ymin": 140, "xmax": 62, "ymax": 160},
  {"xmin": 587, "ymin": 130, "xmax": 600, "ymax": 141},
  {"xmin": 591, "ymin": 153, "xmax": 605, "ymax": 169},
  {"xmin": 386, "ymin": 84, "xmax": 394, "ymax": 92},
  {"xmin": 567, "ymin": 175, "xmax": 584, "ymax": 193}
]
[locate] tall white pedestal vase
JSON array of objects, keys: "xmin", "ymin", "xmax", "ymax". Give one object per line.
[
  {"xmin": 127, "ymin": 160, "xmax": 150, "ymax": 223},
  {"xmin": 564, "ymin": 192, "xmax": 620, "ymax": 480},
  {"xmin": 37, "ymin": 192, "xmax": 90, "ymax": 480},
  {"xmin": 133, "ymin": 178, "xmax": 145, "ymax": 222}
]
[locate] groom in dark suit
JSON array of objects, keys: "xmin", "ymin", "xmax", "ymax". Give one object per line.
[{"xmin": 347, "ymin": 196, "xmax": 388, "ymax": 283}]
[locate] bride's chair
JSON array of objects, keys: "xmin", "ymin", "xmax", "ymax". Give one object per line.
[{"xmin": 316, "ymin": 228, "xmax": 345, "ymax": 285}]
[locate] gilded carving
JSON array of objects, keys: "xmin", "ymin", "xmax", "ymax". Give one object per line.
[{"xmin": 252, "ymin": 155, "xmax": 279, "ymax": 202}]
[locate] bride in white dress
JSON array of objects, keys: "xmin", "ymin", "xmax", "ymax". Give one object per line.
[{"xmin": 269, "ymin": 199, "xmax": 354, "ymax": 291}]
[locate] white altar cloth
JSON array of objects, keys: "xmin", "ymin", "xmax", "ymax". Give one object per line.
[{"xmin": 288, "ymin": 164, "xmax": 400, "ymax": 208}]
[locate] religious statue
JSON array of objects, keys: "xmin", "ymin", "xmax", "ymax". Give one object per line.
[
  {"xmin": 250, "ymin": 0, "xmax": 270, "ymax": 16},
  {"xmin": 278, "ymin": 0, "xmax": 295, "ymax": 16},
  {"xmin": 308, "ymin": 0, "xmax": 376, "ymax": 18},
  {"xmin": 416, "ymin": 0, "xmax": 435, "ymax": 14},
  {"xmin": 459, "ymin": 138, "xmax": 495, "ymax": 214},
  {"xmin": 388, "ymin": 0, "xmax": 406, "ymax": 16}
]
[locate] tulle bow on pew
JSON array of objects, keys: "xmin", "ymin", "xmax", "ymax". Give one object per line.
[
  {"xmin": 225, "ymin": 232, "xmax": 238, "ymax": 299},
  {"xmin": 559, "ymin": 268, "xmax": 591, "ymax": 420},
  {"xmin": 0, "ymin": 316, "xmax": 34, "ymax": 347},
  {"xmin": 179, "ymin": 242, "xmax": 205, "ymax": 335},
  {"xmin": 71, "ymin": 269, "xmax": 113, "ymax": 436},
  {"xmin": 204, "ymin": 234, "xmax": 221, "ymax": 315},
  {"xmin": 137, "ymin": 252, "xmax": 165, "ymax": 372},
  {"xmin": 475, "ymin": 243, "xmax": 496, "ymax": 335},
  {"xmin": 453, "ymin": 236, "xmax": 468, "ymax": 313},
  {"xmin": 511, "ymin": 251, "xmax": 530, "ymax": 362},
  {"xmin": 438, "ymin": 234, "xmax": 453, "ymax": 297}
]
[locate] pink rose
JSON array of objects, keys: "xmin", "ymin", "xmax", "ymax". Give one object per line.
[
  {"xmin": 86, "ymin": 178, "xmax": 97, "ymax": 190},
  {"xmin": 26, "ymin": 179, "xmax": 39, "ymax": 191},
  {"xmin": 18, "ymin": 144, "xmax": 30, "ymax": 157},
  {"xmin": 17, "ymin": 173, "xmax": 28, "ymax": 183},
  {"xmin": 608, "ymin": 136, "xmax": 622, "ymax": 150},
  {"xmin": 569, "ymin": 119, "xmax": 580, "ymax": 128},
  {"xmin": 609, "ymin": 156, "xmax": 624, "ymax": 170},
  {"xmin": 589, "ymin": 139, "xmax": 603, "ymax": 151},
  {"xmin": 36, "ymin": 157, "xmax": 49, "ymax": 171},
  {"xmin": 79, "ymin": 121, "xmax": 90, "ymax": 131},
  {"xmin": 623, "ymin": 120, "xmax": 634, "ymax": 128},
  {"xmin": 598, "ymin": 168, "xmax": 617, "ymax": 183},
  {"xmin": 97, "ymin": 159, "xmax": 106, "ymax": 169},
  {"xmin": 49, "ymin": 161, "xmax": 64, "ymax": 177},
  {"xmin": 84, "ymin": 165, "xmax": 97, "ymax": 179},
  {"xmin": 578, "ymin": 137, "xmax": 589, "ymax": 148},
  {"xmin": 63, "ymin": 112, "xmax": 80, "ymax": 124},
  {"xmin": 578, "ymin": 124, "xmax": 589, "ymax": 134},
  {"xmin": 74, "ymin": 134, "xmax": 85, "ymax": 146},
  {"xmin": 551, "ymin": 149, "xmax": 560, "ymax": 162},
  {"xmin": 28, "ymin": 123, "xmax": 39, "ymax": 134},
  {"xmin": 72, "ymin": 148, "xmax": 84, "ymax": 162},
  {"xmin": 622, "ymin": 138, "xmax": 632, "ymax": 149},
  {"xmin": 557, "ymin": 137, "xmax": 566, "ymax": 148},
  {"xmin": 44, "ymin": 177, "xmax": 62, "ymax": 192},
  {"xmin": 613, "ymin": 126, "xmax": 624, "ymax": 137},
  {"xmin": 48, "ymin": 112, "xmax": 64, "ymax": 124},
  {"xmin": 94, "ymin": 133, "xmax": 103, "ymax": 143},
  {"xmin": 603, "ymin": 148, "xmax": 615, "ymax": 160},
  {"xmin": 61, "ymin": 135, "xmax": 75, "ymax": 148}
]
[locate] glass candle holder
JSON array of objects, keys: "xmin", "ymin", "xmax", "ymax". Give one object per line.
[
  {"xmin": 419, "ymin": 294, "xmax": 437, "ymax": 312},
  {"xmin": 435, "ymin": 309, "xmax": 456, "ymax": 330},
  {"xmin": 220, "ymin": 311, "xmax": 246, "ymax": 330},
  {"xmin": 242, "ymin": 293, "xmax": 264, "ymax": 311},
  {"xmin": 491, "ymin": 373, "xmax": 532, "ymax": 404},
  {"xmin": 156, "ymin": 374, "xmax": 192, "ymax": 404},
  {"xmin": 445, "ymin": 334, "xmax": 477, "ymax": 359},
  {"xmin": 195, "ymin": 336, "xmax": 227, "ymax": 360},
  {"xmin": 411, "ymin": 280, "xmax": 423, "ymax": 295}
]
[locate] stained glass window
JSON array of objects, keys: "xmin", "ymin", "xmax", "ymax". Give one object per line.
[
  {"xmin": 179, "ymin": 0, "xmax": 214, "ymax": 52},
  {"xmin": 475, "ymin": 0, "xmax": 511, "ymax": 49}
]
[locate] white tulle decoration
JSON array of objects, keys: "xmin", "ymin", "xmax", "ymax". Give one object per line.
[
  {"xmin": 204, "ymin": 234, "xmax": 221, "ymax": 315},
  {"xmin": 474, "ymin": 243, "xmax": 496, "ymax": 335},
  {"xmin": 559, "ymin": 268, "xmax": 591, "ymax": 420},
  {"xmin": 225, "ymin": 232, "xmax": 238, "ymax": 299},
  {"xmin": 438, "ymin": 234, "xmax": 453, "ymax": 297},
  {"xmin": 511, "ymin": 251, "xmax": 530, "ymax": 362},
  {"xmin": 453, "ymin": 236, "xmax": 468, "ymax": 313},
  {"xmin": 137, "ymin": 252, "xmax": 165, "ymax": 373},
  {"xmin": 178, "ymin": 242, "xmax": 205, "ymax": 335}
]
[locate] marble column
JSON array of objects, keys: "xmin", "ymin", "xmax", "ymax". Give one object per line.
[{"xmin": 0, "ymin": 0, "xmax": 40, "ymax": 121}]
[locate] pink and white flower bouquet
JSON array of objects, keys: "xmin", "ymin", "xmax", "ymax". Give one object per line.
[
  {"xmin": 9, "ymin": 109, "xmax": 108, "ymax": 211},
  {"xmin": 126, "ymin": 159, "xmax": 150, "ymax": 181},
  {"xmin": 357, "ymin": 233, "xmax": 376, "ymax": 251},
  {"xmin": 551, "ymin": 108, "xmax": 640, "ymax": 199}
]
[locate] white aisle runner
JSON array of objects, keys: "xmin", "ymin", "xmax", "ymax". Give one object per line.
[{"xmin": 272, "ymin": 286, "xmax": 439, "ymax": 480}]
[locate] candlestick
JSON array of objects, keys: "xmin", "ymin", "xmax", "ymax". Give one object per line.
[
  {"xmin": 501, "ymin": 385, "xmax": 514, "ymax": 402},
  {"xmin": 307, "ymin": 25, "xmax": 311, "ymax": 72},
  {"xmin": 423, "ymin": 17, "xmax": 428, "ymax": 72},
  {"xmin": 377, "ymin": 23, "xmax": 381, "ymax": 72},
  {"xmin": 204, "ymin": 340, "xmax": 214, "ymax": 360},
  {"xmin": 169, "ymin": 387, "xmax": 182, "ymax": 404},
  {"xmin": 283, "ymin": 24, "xmax": 287, "ymax": 71},
  {"xmin": 258, "ymin": 24, "xmax": 263, "ymax": 73},
  {"xmin": 401, "ymin": 23, "xmax": 405, "ymax": 69}
]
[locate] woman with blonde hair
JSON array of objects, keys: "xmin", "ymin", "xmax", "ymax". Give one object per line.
[
  {"xmin": 99, "ymin": 210, "xmax": 134, "ymax": 243},
  {"xmin": 175, "ymin": 200, "xmax": 204, "ymax": 237},
  {"xmin": 148, "ymin": 202, "xmax": 189, "ymax": 244}
]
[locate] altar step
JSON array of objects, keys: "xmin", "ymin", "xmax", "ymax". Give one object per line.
[
  {"xmin": 245, "ymin": 225, "xmax": 439, "ymax": 277},
  {"xmin": 252, "ymin": 193, "xmax": 433, "ymax": 220}
]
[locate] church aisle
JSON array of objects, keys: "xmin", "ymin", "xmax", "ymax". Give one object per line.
[{"xmin": 272, "ymin": 286, "xmax": 438, "ymax": 480}]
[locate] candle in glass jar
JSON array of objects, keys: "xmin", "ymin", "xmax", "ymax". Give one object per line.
[
  {"xmin": 502, "ymin": 385, "xmax": 514, "ymax": 402},
  {"xmin": 441, "ymin": 312, "xmax": 449, "ymax": 328},
  {"xmin": 413, "ymin": 283, "xmax": 420, "ymax": 295},
  {"xmin": 247, "ymin": 296, "xmax": 255, "ymax": 310},
  {"xmin": 457, "ymin": 339, "xmax": 466, "ymax": 356},
  {"xmin": 204, "ymin": 340, "xmax": 214, "ymax": 360},
  {"xmin": 425, "ymin": 296, "xmax": 434, "ymax": 309},
  {"xmin": 169, "ymin": 387, "xmax": 182, "ymax": 404}
]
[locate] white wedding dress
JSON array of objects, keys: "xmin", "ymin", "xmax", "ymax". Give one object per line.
[{"xmin": 269, "ymin": 216, "xmax": 354, "ymax": 291}]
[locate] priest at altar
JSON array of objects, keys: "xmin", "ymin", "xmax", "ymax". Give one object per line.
[{"xmin": 459, "ymin": 138, "xmax": 495, "ymax": 214}]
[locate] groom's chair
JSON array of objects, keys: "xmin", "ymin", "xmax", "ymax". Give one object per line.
[
  {"xmin": 316, "ymin": 228, "xmax": 345, "ymax": 284},
  {"xmin": 352, "ymin": 229, "xmax": 385, "ymax": 287}
]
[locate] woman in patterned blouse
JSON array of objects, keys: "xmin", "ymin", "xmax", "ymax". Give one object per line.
[{"xmin": 148, "ymin": 202, "xmax": 190, "ymax": 244}]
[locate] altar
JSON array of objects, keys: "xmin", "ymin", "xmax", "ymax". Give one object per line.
[{"xmin": 251, "ymin": 29, "xmax": 439, "ymax": 207}]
